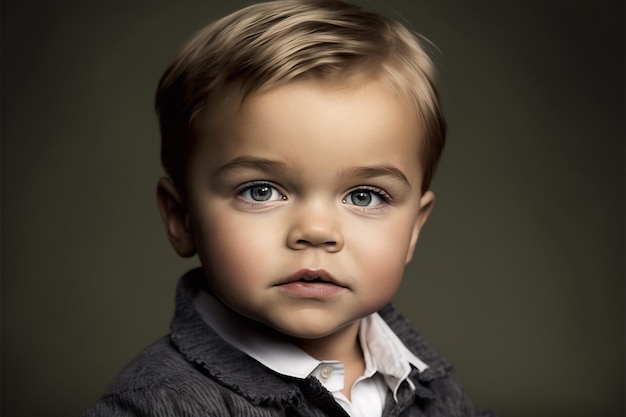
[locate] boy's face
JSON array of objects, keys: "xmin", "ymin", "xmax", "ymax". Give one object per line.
[{"xmin": 159, "ymin": 77, "xmax": 433, "ymax": 344}]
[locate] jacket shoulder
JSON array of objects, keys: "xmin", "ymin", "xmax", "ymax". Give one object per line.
[{"xmin": 81, "ymin": 336, "xmax": 230, "ymax": 417}]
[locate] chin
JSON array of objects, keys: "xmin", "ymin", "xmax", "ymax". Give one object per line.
[
  {"xmin": 279, "ymin": 318, "xmax": 360, "ymax": 341},
  {"xmin": 276, "ymin": 325, "xmax": 335, "ymax": 340}
]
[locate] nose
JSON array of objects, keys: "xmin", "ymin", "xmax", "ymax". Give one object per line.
[{"xmin": 286, "ymin": 203, "xmax": 344, "ymax": 252}]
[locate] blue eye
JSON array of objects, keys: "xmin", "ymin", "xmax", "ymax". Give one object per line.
[
  {"xmin": 343, "ymin": 188, "xmax": 388, "ymax": 207},
  {"xmin": 239, "ymin": 183, "xmax": 286, "ymax": 202}
]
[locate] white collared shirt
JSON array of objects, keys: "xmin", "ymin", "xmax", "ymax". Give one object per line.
[{"xmin": 193, "ymin": 291, "xmax": 428, "ymax": 417}]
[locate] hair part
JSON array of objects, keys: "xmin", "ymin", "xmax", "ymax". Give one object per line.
[{"xmin": 156, "ymin": 0, "xmax": 446, "ymax": 194}]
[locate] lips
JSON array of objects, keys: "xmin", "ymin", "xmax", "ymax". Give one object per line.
[
  {"xmin": 275, "ymin": 269, "xmax": 347, "ymax": 298},
  {"xmin": 278, "ymin": 269, "xmax": 344, "ymax": 286}
]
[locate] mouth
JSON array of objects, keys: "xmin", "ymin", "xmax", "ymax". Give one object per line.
[
  {"xmin": 278, "ymin": 269, "xmax": 345, "ymax": 287},
  {"xmin": 274, "ymin": 269, "xmax": 348, "ymax": 298}
]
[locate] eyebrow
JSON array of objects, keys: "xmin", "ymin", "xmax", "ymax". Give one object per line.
[
  {"xmin": 339, "ymin": 165, "xmax": 412, "ymax": 189},
  {"xmin": 214, "ymin": 156, "xmax": 291, "ymax": 177},
  {"xmin": 214, "ymin": 157, "xmax": 411, "ymax": 189}
]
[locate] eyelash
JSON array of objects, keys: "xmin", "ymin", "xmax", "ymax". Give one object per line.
[
  {"xmin": 236, "ymin": 181, "xmax": 287, "ymax": 206},
  {"xmin": 343, "ymin": 186, "xmax": 393, "ymax": 207}
]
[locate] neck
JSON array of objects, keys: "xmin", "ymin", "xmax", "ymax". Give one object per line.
[{"xmin": 294, "ymin": 320, "xmax": 365, "ymax": 400}]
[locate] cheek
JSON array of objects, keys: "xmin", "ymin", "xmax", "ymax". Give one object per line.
[
  {"xmin": 365, "ymin": 248, "xmax": 406, "ymax": 295},
  {"xmin": 193, "ymin": 211, "xmax": 280, "ymax": 288},
  {"xmin": 349, "ymin": 220, "xmax": 415, "ymax": 300}
]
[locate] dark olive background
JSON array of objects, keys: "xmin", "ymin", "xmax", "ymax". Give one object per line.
[{"xmin": 2, "ymin": 1, "xmax": 624, "ymax": 416}]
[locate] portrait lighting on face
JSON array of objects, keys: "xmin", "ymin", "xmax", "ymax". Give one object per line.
[{"xmin": 158, "ymin": 76, "xmax": 434, "ymax": 345}]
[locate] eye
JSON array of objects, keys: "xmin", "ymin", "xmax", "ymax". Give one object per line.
[
  {"xmin": 238, "ymin": 182, "xmax": 286, "ymax": 202},
  {"xmin": 342, "ymin": 187, "xmax": 390, "ymax": 207}
]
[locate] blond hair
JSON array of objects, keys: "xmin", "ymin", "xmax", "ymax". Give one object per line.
[{"xmin": 156, "ymin": 0, "xmax": 446, "ymax": 193}]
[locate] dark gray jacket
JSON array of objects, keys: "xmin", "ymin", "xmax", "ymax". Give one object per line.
[{"xmin": 82, "ymin": 268, "xmax": 496, "ymax": 417}]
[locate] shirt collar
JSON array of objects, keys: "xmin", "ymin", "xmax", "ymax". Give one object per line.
[
  {"xmin": 193, "ymin": 289, "xmax": 428, "ymax": 399},
  {"xmin": 359, "ymin": 311, "xmax": 428, "ymax": 400}
]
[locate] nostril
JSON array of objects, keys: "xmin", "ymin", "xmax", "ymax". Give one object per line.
[
  {"xmin": 287, "ymin": 225, "xmax": 343, "ymax": 251},
  {"xmin": 295, "ymin": 239, "xmax": 337, "ymax": 247}
]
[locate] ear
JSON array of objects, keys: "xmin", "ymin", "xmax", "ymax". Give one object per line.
[
  {"xmin": 156, "ymin": 177, "xmax": 196, "ymax": 258},
  {"xmin": 405, "ymin": 191, "xmax": 435, "ymax": 264}
]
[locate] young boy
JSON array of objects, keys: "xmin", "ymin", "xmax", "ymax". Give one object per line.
[{"xmin": 83, "ymin": 1, "xmax": 496, "ymax": 416}]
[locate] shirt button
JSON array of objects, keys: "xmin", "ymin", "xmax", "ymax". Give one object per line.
[{"xmin": 320, "ymin": 366, "xmax": 333, "ymax": 379}]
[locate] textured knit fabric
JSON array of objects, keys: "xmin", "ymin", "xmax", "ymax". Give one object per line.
[{"xmin": 82, "ymin": 268, "xmax": 497, "ymax": 417}]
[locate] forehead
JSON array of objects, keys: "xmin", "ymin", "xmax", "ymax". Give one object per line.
[{"xmin": 191, "ymin": 77, "xmax": 424, "ymax": 185}]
